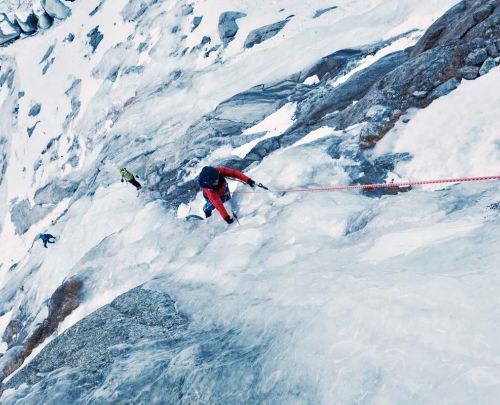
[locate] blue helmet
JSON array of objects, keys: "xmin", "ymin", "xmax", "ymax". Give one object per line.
[{"xmin": 199, "ymin": 166, "xmax": 220, "ymax": 189}]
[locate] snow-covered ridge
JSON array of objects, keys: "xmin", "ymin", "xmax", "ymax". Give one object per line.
[
  {"xmin": 0, "ymin": 0, "xmax": 74, "ymax": 46},
  {"xmin": 1, "ymin": 0, "xmax": 499, "ymax": 402}
]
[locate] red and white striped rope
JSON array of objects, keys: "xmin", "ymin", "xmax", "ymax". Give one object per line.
[{"xmin": 234, "ymin": 175, "xmax": 500, "ymax": 194}]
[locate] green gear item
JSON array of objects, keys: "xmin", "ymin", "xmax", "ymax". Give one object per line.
[{"xmin": 120, "ymin": 168, "xmax": 134, "ymax": 181}]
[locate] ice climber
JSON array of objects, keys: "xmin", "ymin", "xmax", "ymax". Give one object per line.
[
  {"xmin": 120, "ymin": 167, "xmax": 142, "ymax": 190},
  {"xmin": 39, "ymin": 233, "xmax": 56, "ymax": 248},
  {"xmin": 198, "ymin": 166, "xmax": 256, "ymax": 224}
]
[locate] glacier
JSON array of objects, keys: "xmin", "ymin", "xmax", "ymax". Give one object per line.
[{"xmin": 0, "ymin": 0, "xmax": 499, "ymax": 403}]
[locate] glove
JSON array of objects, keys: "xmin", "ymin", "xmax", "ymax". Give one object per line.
[
  {"xmin": 224, "ymin": 215, "xmax": 234, "ymax": 224},
  {"xmin": 247, "ymin": 179, "xmax": 256, "ymax": 188},
  {"xmin": 205, "ymin": 211, "xmax": 212, "ymax": 218}
]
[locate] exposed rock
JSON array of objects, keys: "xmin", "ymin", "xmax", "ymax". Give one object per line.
[
  {"xmin": 218, "ymin": 11, "xmax": 246, "ymax": 45},
  {"xmin": 10, "ymin": 199, "xmax": 50, "ymax": 234},
  {"xmin": 299, "ymin": 48, "xmax": 365, "ymax": 82},
  {"xmin": 1, "ymin": 278, "xmax": 83, "ymax": 381},
  {"xmin": 0, "ymin": 346, "xmax": 24, "ymax": 380},
  {"xmin": 87, "ymin": 25, "xmax": 103, "ymax": 53},
  {"xmin": 121, "ymin": 0, "xmax": 159, "ymax": 21},
  {"xmin": 33, "ymin": 179, "xmax": 79, "ymax": 205},
  {"xmin": 299, "ymin": 50, "xmax": 409, "ymax": 125},
  {"xmin": 180, "ymin": 4, "xmax": 193, "ymax": 16},
  {"xmin": 459, "ymin": 65, "xmax": 480, "ymax": 79},
  {"xmin": 89, "ymin": 0, "xmax": 104, "ymax": 16},
  {"xmin": 479, "ymin": 56, "xmax": 497, "ymax": 75},
  {"xmin": 313, "ymin": 6, "xmax": 338, "ymax": 19},
  {"xmin": 0, "ymin": 13, "xmax": 21, "ymax": 45},
  {"xmin": 14, "ymin": 7, "xmax": 38, "ymax": 34},
  {"xmin": 486, "ymin": 43, "xmax": 499, "ymax": 57},
  {"xmin": 28, "ymin": 103, "xmax": 41, "ymax": 116},
  {"xmin": 2, "ymin": 287, "xmax": 188, "ymax": 396},
  {"xmin": 410, "ymin": 0, "xmax": 499, "ymax": 57},
  {"xmin": 0, "ymin": 138, "xmax": 7, "ymax": 187},
  {"xmin": 473, "ymin": 3, "xmax": 495, "ymax": 22},
  {"xmin": 466, "ymin": 47, "xmax": 488, "ymax": 65},
  {"xmin": 356, "ymin": 153, "xmax": 413, "ymax": 196},
  {"xmin": 428, "ymin": 77, "xmax": 460, "ymax": 99},
  {"xmin": 42, "ymin": 0, "xmax": 71, "ymax": 20},
  {"xmin": 33, "ymin": 2, "xmax": 53, "ymax": 29},
  {"xmin": 365, "ymin": 104, "xmax": 391, "ymax": 121},
  {"xmin": 64, "ymin": 96, "xmax": 81, "ymax": 128},
  {"xmin": 192, "ymin": 15, "xmax": 202, "ymax": 31},
  {"xmin": 157, "ymin": 0, "xmax": 500, "ymax": 205},
  {"xmin": 244, "ymin": 15, "xmax": 293, "ymax": 49}
]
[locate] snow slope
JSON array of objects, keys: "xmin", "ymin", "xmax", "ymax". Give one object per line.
[{"xmin": 2, "ymin": 0, "xmax": 500, "ymax": 403}]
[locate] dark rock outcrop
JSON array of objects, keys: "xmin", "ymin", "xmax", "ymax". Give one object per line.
[
  {"xmin": 479, "ymin": 56, "xmax": 497, "ymax": 74},
  {"xmin": 244, "ymin": 15, "xmax": 293, "ymax": 48},
  {"xmin": 33, "ymin": 3, "xmax": 53, "ymax": 29},
  {"xmin": 14, "ymin": 7, "xmax": 38, "ymax": 34},
  {"xmin": 9, "ymin": 179, "xmax": 79, "ymax": 234},
  {"xmin": 28, "ymin": 103, "xmax": 41, "ymax": 117},
  {"xmin": 180, "ymin": 4, "xmax": 193, "ymax": 16},
  {"xmin": 1, "ymin": 278, "xmax": 83, "ymax": 381},
  {"xmin": 87, "ymin": 26, "xmax": 103, "ymax": 53},
  {"xmin": 2, "ymin": 0, "xmax": 75, "ymax": 47},
  {"xmin": 2, "ymin": 287, "xmax": 187, "ymax": 394},
  {"xmin": 10, "ymin": 199, "xmax": 50, "ymax": 234},
  {"xmin": 0, "ymin": 13, "xmax": 21, "ymax": 45},
  {"xmin": 170, "ymin": 0, "xmax": 499, "ymax": 203},
  {"xmin": 33, "ymin": 179, "xmax": 79, "ymax": 205},
  {"xmin": 1, "ymin": 287, "xmax": 272, "ymax": 404},
  {"xmin": 192, "ymin": 15, "xmax": 202, "ymax": 31},
  {"xmin": 313, "ymin": 6, "xmax": 338, "ymax": 19},
  {"xmin": 428, "ymin": 77, "xmax": 460, "ymax": 98},
  {"xmin": 218, "ymin": 11, "xmax": 246, "ymax": 45},
  {"xmin": 0, "ymin": 138, "xmax": 8, "ymax": 187},
  {"xmin": 42, "ymin": 0, "xmax": 71, "ymax": 20}
]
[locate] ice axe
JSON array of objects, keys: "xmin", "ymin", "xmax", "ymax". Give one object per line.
[
  {"xmin": 232, "ymin": 211, "xmax": 240, "ymax": 225},
  {"xmin": 257, "ymin": 183, "xmax": 269, "ymax": 191}
]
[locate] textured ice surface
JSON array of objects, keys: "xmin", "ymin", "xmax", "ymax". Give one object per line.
[{"xmin": 2, "ymin": 0, "xmax": 500, "ymax": 403}]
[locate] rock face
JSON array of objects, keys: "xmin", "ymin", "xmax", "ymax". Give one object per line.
[
  {"xmin": 0, "ymin": 13, "xmax": 21, "ymax": 45},
  {"xmin": 218, "ymin": 11, "xmax": 246, "ymax": 45},
  {"xmin": 33, "ymin": 2, "xmax": 53, "ymax": 30},
  {"xmin": 428, "ymin": 77, "xmax": 460, "ymax": 98},
  {"xmin": 166, "ymin": 0, "xmax": 499, "ymax": 203},
  {"xmin": 244, "ymin": 15, "xmax": 293, "ymax": 48},
  {"xmin": 479, "ymin": 56, "xmax": 497, "ymax": 74},
  {"xmin": 1, "ymin": 278, "xmax": 83, "ymax": 381},
  {"xmin": 41, "ymin": 0, "xmax": 71, "ymax": 20},
  {"xmin": 28, "ymin": 103, "xmax": 41, "ymax": 116},
  {"xmin": 14, "ymin": 7, "xmax": 38, "ymax": 34},
  {"xmin": 10, "ymin": 179, "xmax": 79, "ymax": 234},
  {"xmin": 2, "ymin": 287, "xmax": 188, "ymax": 398},
  {"xmin": 313, "ymin": 6, "xmax": 338, "ymax": 19},
  {"xmin": 10, "ymin": 199, "xmax": 50, "ymax": 235},
  {"xmin": 87, "ymin": 25, "xmax": 103, "ymax": 53},
  {"xmin": 0, "ymin": 0, "xmax": 74, "ymax": 46},
  {"xmin": 1, "ymin": 286, "xmax": 271, "ymax": 403}
]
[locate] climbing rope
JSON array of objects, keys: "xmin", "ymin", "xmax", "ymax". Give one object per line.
[{"xmin": 234, "ymin": 175, "xmax": 500, "ymax": 194}]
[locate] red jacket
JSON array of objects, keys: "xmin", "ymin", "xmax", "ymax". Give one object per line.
[{"xmin": 203, "ymin": 167, "xmax": 250, "ymax": 219}]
